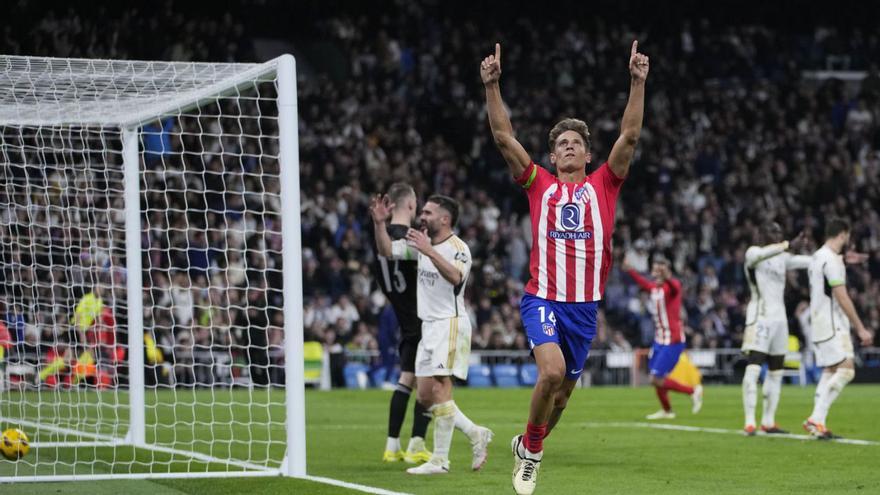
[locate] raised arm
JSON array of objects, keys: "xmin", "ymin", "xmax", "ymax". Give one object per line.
[
  {"xmin": 607, "ymin": 40, "xmax": 649, "ymax": 179},
  {"xmin": 369, "ymin": 194, "xmax": 394, "ymax": 257},
  {"xmin": 624, "ymin": 267, "xmax": 656, "ymax": 292},
  {"xmin": 481, "ymin": 43, "xmax": 531, "ymax": 179},
  {"xmin": 745, "ymin": 242, "xmax": 789, "ymax": 268}
]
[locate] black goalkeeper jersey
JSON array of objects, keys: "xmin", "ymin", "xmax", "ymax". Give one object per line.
[{"xmin": 373, "ymin": 224, "xmax": 421, "ymax": 339}]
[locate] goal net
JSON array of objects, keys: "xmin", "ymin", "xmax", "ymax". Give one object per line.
[{"xmin": 0, "ymin": 54, "xmax": 305, "ymax": 481}]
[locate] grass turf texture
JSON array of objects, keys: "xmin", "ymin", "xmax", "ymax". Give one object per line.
[{"xmin": 1, "ymin": 385, "xmax": 878, "ymax": 494}]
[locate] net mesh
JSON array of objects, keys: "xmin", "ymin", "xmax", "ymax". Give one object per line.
[{"xmin": 0, "ymin": 55, "xmax": 286, "ymax": 478}]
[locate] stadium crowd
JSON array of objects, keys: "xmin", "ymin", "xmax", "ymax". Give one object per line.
[{"xmin": 2, "ymin": 1, "xmax": 879, "ymax": 388}]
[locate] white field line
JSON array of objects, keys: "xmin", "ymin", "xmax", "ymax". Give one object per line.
[
  {"xmin": 2, "ymin": 416, "xmax": 414, "ymax": 494},
  {"xmin": 307, "ymin": 421, "xmax": 879, "ymax": 446},
  {"xmin": 303, "ymin": 475, "xmax": 414, "ymax": 495},
  {"xmin": 0, "ymin": 416, "xmax": 270, "ymax": 471},
  {"xmin": 574, "ymin": 421, "xmax": 880, "ymax": 446}
]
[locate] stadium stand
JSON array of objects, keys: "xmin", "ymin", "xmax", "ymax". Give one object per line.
[{"xmin": 1, "ymin": 1, "xmax": 879, "ymax": 388}]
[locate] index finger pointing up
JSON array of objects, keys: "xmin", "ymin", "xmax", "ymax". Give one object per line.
[
  {"xmin": 495, "ymin": 42, "xmax": 501, "ymax": 62},
  {"xmin": 631, "ymin": 40, "xmax": 638, "ymax": 57}
]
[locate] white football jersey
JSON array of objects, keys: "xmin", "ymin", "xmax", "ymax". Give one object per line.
[
  {"xmin": 744, "ymin": 243, "xmax": 811, "ymax": 323},
  {"xmin": 391, "ymin": 234, "xmax": 472, "ymax": 321},
  {"xmin": 808, "ymin": 245, "xmax": 849, "ymax": 343}
]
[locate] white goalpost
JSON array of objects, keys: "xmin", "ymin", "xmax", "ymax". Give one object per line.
[{"xmin": 0, "ymin": 54, "xmax": 305, "ymax": 481}]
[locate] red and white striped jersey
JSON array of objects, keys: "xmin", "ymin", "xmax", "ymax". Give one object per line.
[
  {"xmin": 516, "ymin": 161, "xmax": 625, "ymax": 302},
  {"xmin": 627, "ymin": 269, "xmax": 685, "ymax": 345}
]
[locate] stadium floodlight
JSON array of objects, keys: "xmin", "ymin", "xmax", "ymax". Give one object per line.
[{"xmin": 0, "ymin": 54, "xmax": 305, "ymax": 481}]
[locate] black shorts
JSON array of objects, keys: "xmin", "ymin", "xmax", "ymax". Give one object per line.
[{"xmin": 398, "ymin": 331, "xmax": 421, "ymax": 374}]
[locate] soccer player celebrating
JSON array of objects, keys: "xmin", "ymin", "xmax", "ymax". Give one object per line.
[
  {"xmin": 371, "ymin": 183, "xmax": 432, "ymax": 464},
  {"xmin": 371, "ymin": 193, "xmax": 493, "ymax": 475},
  {"xmin": 482, "ymin": 40, "xmax": 648, "ymax": 494},
  {"xmin": 740, "ymin": 223, "xmax": 809, "ymax": 435},
  {"xmin": 803, "ymin": 218, "xmax": 874, "ymax": 439},
  {"xmin": 623, "ymin": 257, "xmax": 702, "ymax": 419}
]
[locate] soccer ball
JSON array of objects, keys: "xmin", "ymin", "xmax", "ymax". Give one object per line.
[{"xmin": 1, "ymin": 428, "xmax": 30, "ymax": 461}]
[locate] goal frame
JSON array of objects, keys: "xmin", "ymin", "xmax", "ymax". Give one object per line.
[{"xmin": 0, "ymin": 54, "xmax": 306, "ymax": 482}]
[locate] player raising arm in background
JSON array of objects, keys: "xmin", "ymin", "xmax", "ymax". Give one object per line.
[
  {"xmin": 482, "ymin": 40, "xmax": 648, "ymax": 495},
  {"xmin": 740, "ymin": 223, "xmax": 809, "ymax": 436},
  {"xmin": 623, "ymin": 257, "xmax": 702, "ymax": 419},
  {"xmin": 371, "ymin": 183, "xmax": 432, "ymax": 464}
]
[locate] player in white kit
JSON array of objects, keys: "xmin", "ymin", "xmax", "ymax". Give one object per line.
[
  {"xmin": 371, "ymin": 193, "xmax": 493, "ymax": 474},
  {"xmin": 803, "ymin": 218, "xmax": 873, "ymax": 439},
  {"xmin": 740, "ymin": 223, "xmax": 810, "ymax": 435}
]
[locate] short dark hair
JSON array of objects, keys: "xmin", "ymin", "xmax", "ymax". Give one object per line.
[
  {"xmin": 427, "ymin": 194, "xmax": 459, "ymax": 228},
  {"xmin": 824, "ymin": 217, "xmax": 850, "ymax": 239},
  {"xmin": 387, "ymin": 182, "xmax": 415, "ymax": 205},
  {"xmin": 548, "ymin": 118, "xmax": 592, "ymax": 152}
]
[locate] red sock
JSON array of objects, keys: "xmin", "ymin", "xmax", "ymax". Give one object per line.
[
  {"xmin": 662, "ymin": 377, "xmax": 694, "ymax": 395},
  {"xmin": 523, "ymin": 422, "xmax": 547, "ymax": 454},
  {"xmin": 655, "ymin": 385, "xmax": 671, "ymax": 411}
]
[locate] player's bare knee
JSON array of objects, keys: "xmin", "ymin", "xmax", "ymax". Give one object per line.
[
  {"xmin": 416, "ymin": 388, "xmax": 433, "ymax": 408},
  {"xmin": 538, "ymin": 368, "xmax": 566, "ymax": 390},
  {"xmin": 650, "ymin": 375, "xmax": 664, "ymax": 387},
  {"xmin": 398, "ymin": 372, "xmax": 416, "ymax": 389}
]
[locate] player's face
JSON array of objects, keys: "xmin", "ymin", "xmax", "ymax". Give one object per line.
[
  {"xmin": 419, "ymin": 201, "xmax": 445, "ymax": 236},
  {"xmin": 651, "ymin": 262, "xmax": 668, "ymax": 281},
  {"xmin": 550, "ymin": 130, "xmax": 591, "ymax": 172},
  {"xmin": 403, "ymin": 194, "xmax": 417, "ymax": 224},
  {"xmin": 764, "ymin": 223, "xmax": 784, "ymax": 243}
]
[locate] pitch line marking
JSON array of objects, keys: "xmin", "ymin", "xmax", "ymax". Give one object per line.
[
  {"xmin": 304, "ymin": 475, "xmax": 413, "ymax": 495},
  {"xmin": 2, "ymin": 416, "xmax": 414, "ymax": 493},
  {"xmin": 578, "ymin": 421, "xmax": 879, "ymax": 446}
]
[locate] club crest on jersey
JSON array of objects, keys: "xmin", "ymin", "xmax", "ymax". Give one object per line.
[
  {"xmin": 573, "ymin": 185, "xmax": 590, "ymax": 203},
  {"xmin": 560, "ymin": 203, "xmax": 581, "ymax": 230},
  {"xmin": 542, "ymin": 323, "xmax": 555, "ymax": 336}
]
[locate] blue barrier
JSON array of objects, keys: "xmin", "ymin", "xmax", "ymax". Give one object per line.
[
  {"xmin": 493, "ymin": 364, "xmax": 520, "ymax": 388},
  {"xmin": 468, "ymin": 364, "xmax": 493, "ymax": 387}
]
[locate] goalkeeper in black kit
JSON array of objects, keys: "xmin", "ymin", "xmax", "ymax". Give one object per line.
[{"xmin": 372, "ymin": 182, "xmax": 432, "ymax": 464}]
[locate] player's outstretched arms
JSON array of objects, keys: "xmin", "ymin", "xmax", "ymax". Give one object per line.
[
  {"xmin": 608, "ymin": 40, "xmax": 649, "ymax": 179},
  {"xmin": 481, "ymin": 42, "xmax": 531, "ymax": 179}
]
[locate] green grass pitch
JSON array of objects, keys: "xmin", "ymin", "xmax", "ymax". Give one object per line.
[{"xmin": 1, "ymin": 384, "xmax": 878, "ymax": 494}]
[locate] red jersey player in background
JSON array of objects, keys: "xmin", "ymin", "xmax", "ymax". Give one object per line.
[
  {"xmin": 482, "ymin": 40, "xmax": 648, "ymax": 495},
  {"xmin": 623, "ymin": 257, "xmax": 703, "ymax": 419}
]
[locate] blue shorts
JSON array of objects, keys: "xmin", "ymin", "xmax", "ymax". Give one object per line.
[
  {"xmin": 520, "ymin": 294, "xmax": 597, "ymax": 380},
  {"xmin": 649, "ymin": 342, "xmax": 685, "ymax": 378}
]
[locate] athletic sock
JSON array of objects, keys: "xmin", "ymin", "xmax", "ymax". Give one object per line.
[
  {"xmin": 809, "ymin": 372, "xmax": 833, "ymax": 423},
  {"xmin": 815, "ymin": 368, "xmax": 855, "ymax": 425},
  {"xmin": 385, "ymin": 436, "xmax": 401, "ymax": 453},
  {"xmin": 662, "ymin": 377, "xmax": 694, "ymax": 395},
  {"xmin": 387, "ymin": 383, "xmax": 412, "ymax": 438},
  {"xmin": 742, "ymin": 364, "xmax": 760, "ymax": 426},
  {"xmin": 655, "ymin": 385, "xmax": 671, "ymax": 412},
  {"xmin": 523, "ymin": 422, "xmax": 547, "ymax": 454},
  {"xmin": 430, "ymin": 401, "xmax": 456, "ymax": 461},
  {"xmin": 761, "ymin": 369, "xmax": 783, "ymax": 427},
  {"xmin": 453, "ymin": 403, "xmax": 477, "ymax": 439}
]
